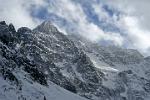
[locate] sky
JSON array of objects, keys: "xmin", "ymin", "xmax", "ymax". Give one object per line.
[{"xmin": 0, "ymin": 0, "xmax": 150, "ymax": 56}]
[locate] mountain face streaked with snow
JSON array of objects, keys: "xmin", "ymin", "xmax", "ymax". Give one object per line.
[{"xmin": 0, "ymin": 21, "xmax": 150, "ymax": 100}]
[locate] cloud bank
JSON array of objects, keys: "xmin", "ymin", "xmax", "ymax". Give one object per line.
[{"xmin": 0, "ymin": 0, "xmax": 150, "ymax": 56}]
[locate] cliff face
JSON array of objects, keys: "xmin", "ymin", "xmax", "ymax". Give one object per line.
[{"xmin": 0, "ymin": 21, "xmax": 150, "ymax": 100}]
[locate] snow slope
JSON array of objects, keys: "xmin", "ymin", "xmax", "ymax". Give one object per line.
[{"xmin": 0, "ymin": 70, "xmax": 87, "ymax": 100}]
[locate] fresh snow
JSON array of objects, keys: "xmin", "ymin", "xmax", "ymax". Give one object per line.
[
  {"xmin": 0, "ymin": 70, "xmax": 87, "ymax": 100},
  {"xmin": 90, "ymin": 55, "xmax": 119, "ymax": 72}
]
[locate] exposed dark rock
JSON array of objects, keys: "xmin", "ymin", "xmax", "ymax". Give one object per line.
[
  {"xmin": 8, "ymin": 23, "xmax": 16, "ymax": 33},
  {"xmin": 0, "ymin": 21, "xmax": 6, "ymax": 25}
]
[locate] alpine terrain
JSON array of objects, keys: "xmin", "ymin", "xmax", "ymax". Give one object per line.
[{"xmin": 0, "ymin": 20, "xmax": 150, "ymax": 100}]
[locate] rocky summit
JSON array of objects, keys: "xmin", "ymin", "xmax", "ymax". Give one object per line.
[{"xmin": 0, "ymin": 21, "xmax": 150, "ymax": 100}]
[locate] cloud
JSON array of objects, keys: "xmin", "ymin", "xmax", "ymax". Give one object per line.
[
  {"xmin": 119, "ymin": 16, "xmax": 150, "ymax": 54},
  {"xmin": 103, "ymin": 0, "xmax": 150, "ymax": 30},
  {"xmin": 47, "ymin": 0, "xmax": 124, "ymax": 45},
  {"xmin": 0, "ymin": 0, "xmax": 45, "ymax": 29},
  {"xmin": 102, "ymin": 0, "xmax": 150, "ymax": 55},
  {"xmin": 92, "ymin": 3, "xmax": 110, "ymax": 22}
]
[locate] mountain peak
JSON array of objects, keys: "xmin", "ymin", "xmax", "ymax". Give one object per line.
[
  {"xmin": 0, "ymin": 21, "xmax": 6, "ymax": 25},
  {"xmin": 34, "ymin": 20, "xmax": 58, "ymax": 33}
]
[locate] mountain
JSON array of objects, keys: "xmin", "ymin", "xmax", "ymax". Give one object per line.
[
  {"xmin": 0, "ymin": 20, "xmax": 150, "ymax": 100},
  {"xmin": 69, "ymin": 34, "xmax": 150, "ymax": 100}
]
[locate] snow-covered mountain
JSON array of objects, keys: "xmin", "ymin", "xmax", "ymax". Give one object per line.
[
  {"xmin": 69, "ymin": 34, "xmax": 150, "ymax": 100},
  {"xmin": 0, "ymin": 20, "xmax": 150, "ymax": 100}
]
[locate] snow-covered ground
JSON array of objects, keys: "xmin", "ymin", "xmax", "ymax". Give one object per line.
[{"xmin": 0, "ymin": 70, "xmax": 87, "ymax": 100}]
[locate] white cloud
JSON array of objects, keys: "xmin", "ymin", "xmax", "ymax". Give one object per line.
[
  {"xmin": 119, "ymin": 16, "xmax": 150, "ymax": 54},
  {"xmin": 92, "ymin": 3, "xmax": 110, "ymax": 22},
  {"xmin": 47, "ymin": 0, "xmax": 124, "ymax": 45},
  {"xmin": 102, "ymin": 0, "xmax": 150, "ymax": 55},
  {"xmin": 0, "ymin": 0, "xmax": 45, "ymax": 29}
]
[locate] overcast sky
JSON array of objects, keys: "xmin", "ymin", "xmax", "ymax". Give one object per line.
[{"xmin": 0, "ymin": 0, "xmax": 150, "ymax": 56}]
